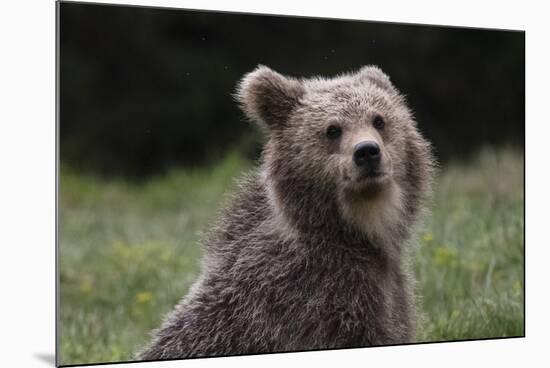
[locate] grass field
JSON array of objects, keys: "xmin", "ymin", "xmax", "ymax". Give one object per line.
[{"xmin": 59, "ymin": 148, "xmax": 524, "ymax": 365}]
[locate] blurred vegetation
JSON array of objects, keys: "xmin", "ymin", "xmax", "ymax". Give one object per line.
[
  {"xmin": 415, "ymin": 147, "xmax": 523, "ymax": 340},
  {"xmin": 59, "ymin": 2, "xmax": 524, "ymax": 178},
  {"xmin": 59, "ymin": 148, "xmax": 524, "ymax": 365}
]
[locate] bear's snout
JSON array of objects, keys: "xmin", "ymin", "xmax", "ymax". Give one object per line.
[{"xmin": 353, "ymin": 141, "xmax": 381, "ymax": 170}]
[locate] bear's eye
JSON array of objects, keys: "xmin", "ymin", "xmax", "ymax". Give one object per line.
[
  {"xmin": 373, "ymin": 115, "xmax": 385, "ymax": 130},
  {"xmin": 326, "ymin": 125, "xmax": 342, "ymax": 140}
]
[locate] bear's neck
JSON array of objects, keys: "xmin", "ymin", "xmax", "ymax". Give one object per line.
[{"xmin": 263, "ymin": 168, "xmax": 406, "ymax": 259}]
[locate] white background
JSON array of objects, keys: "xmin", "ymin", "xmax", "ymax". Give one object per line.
[{"xmin": 0, "ymin": 0, "xmax": 547, "ymax": 367}]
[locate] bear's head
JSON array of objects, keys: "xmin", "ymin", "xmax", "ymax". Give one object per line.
[{"xmin": 237, "ymin": 66, "xmax": 433, "ymax": 248}]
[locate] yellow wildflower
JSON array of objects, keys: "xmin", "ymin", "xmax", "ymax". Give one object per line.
[
  {"xmin": 423, "ymin": 233, "xmax": 434, "ymax": 242},
  {"xmin": 136, "ymin": 291, "xmax": 153, "ymax": 304}
]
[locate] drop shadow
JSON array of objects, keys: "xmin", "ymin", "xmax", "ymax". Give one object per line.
[{"xmin": 34, "ymin": 353, "xmax": 56, "ymax": 366}]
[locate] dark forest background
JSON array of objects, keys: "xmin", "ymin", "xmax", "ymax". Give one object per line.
[{"xmin": 59, "ymin": 2, "xmax": 525, "ymax": 178}]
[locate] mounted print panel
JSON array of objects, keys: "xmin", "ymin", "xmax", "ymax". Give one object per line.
[{"xmin": 57, "ymin": 1, "xmax": 525, "ymax": 366}]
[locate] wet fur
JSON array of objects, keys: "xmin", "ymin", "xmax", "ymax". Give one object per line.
[{"xmin": 138, "ymin": 65, "xmax": 434, "ymax": 360}]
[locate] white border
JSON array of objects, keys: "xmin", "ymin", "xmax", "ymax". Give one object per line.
[
  {"xmin": 50, "ymin": 0, "xmax": 527, "ymax": 30},
  {"xmin": 1, "ymin": 0, "xmax": 548, "ymax": 367}
]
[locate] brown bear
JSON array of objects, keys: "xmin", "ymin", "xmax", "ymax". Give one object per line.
[{"xmin": 137, "ymin": 65, "xmax": 434, "ymax": 360}]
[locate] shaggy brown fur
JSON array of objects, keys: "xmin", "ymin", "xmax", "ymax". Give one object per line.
[{"xmin": 137, "ymin": 65, "xmax": 434, "ymax": 360}]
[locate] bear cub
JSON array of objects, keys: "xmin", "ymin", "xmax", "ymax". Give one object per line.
[{"xmin": 138, "ymin": 65, "xmax": 434, "ymax": 360}]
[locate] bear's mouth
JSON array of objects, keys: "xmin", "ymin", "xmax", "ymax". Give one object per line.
[
  {"xmin": 341, "ymin": 169, "xmax": 392, "ymax": 194},
  {"xmin": 355, "ymin": 170, "xmax": 390, "ymax": 183}
]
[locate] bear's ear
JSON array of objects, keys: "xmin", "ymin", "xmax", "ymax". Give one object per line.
[
  {"xmin": 236, "ymin": 65, "xmax": 305, "ymax": 130},
  {"xmin": 357, "ymin": 65, "xmax": 397, "ymax": 93}
]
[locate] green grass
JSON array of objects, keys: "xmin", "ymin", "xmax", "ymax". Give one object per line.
[
  {"xmin": 414, "ymin": 147, "xmax": 524, "ymax": 341},
  {"xmin": 59, "ymin": 148, "xmax": 524, "ymax": 365}
]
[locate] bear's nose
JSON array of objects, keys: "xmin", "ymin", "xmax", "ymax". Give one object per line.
[{"xmin": 353, "ymin": 141, "xmax": 381, "ymax": 167}]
